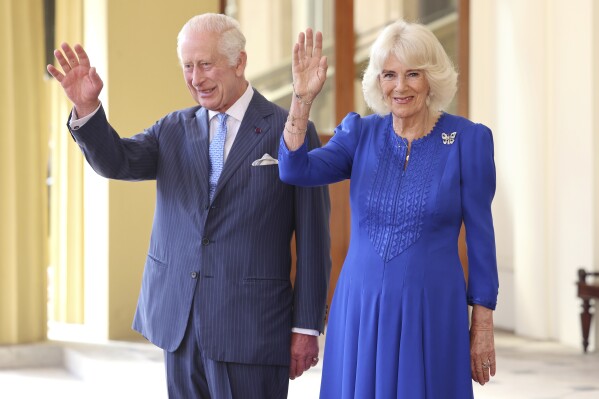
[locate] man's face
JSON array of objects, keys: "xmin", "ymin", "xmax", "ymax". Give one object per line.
[{"xmin": 179, "ymin": 30, "xmax": 247, "ymax": 113}]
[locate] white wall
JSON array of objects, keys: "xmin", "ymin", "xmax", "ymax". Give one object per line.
[{"xmin": 470, "ymin": 0, "xmax": 597, "ymax": 350}]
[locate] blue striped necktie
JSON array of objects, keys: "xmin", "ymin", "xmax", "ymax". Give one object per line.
[{"xmin": 209, "ymin": 113, "xmax": 228, "ymax": 201}]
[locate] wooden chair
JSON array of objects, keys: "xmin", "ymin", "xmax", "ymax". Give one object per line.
[{"xmin": 577, "ymin": 268, "xmax": 599, "ymax": 353}]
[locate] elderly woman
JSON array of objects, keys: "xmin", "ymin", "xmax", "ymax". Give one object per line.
[{"xmin": 279, "ymin": 20, "xmax": 499, "ymax": 398}]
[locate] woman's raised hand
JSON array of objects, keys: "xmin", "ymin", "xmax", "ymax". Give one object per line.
[
  {"xmin": 47, "ymin": 43, "xmax": 103, "ymax": 117},
  {"xmin": 292, "ymin": 28, "xmax": 328, "ymax": 106}
]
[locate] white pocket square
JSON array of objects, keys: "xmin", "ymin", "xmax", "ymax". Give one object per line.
[{"xmin": 252, "ymin": 153, "xmax": 278, "ymax": 166}]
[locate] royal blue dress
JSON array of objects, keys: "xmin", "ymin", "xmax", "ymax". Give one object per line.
[{"xmin": 279, "ymin": 112, "xmax": 499, "ymax": 399}]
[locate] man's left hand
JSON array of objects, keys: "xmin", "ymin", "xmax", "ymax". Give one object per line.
[{"xmin": 289, "ymin": 333, "xmax": 319, "ymax": 379}]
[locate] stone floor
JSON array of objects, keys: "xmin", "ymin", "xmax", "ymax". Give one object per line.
[{"xmin": 1, "ymin": 330, "xmax": 598, "ymax": 398}]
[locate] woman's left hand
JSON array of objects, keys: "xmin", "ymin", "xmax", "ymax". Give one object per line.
[{"xmin": 469, "ymin": 305, "xmax": 496, "ymax": 385}]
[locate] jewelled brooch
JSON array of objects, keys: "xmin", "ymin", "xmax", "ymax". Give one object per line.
[{"xmin": 442, "ymin": 132, "xmax": 456, "ymax": 145}]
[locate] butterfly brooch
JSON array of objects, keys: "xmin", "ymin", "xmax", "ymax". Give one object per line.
[{"xmin": 442, "ymin": 132, "xmax": 456, "ymax": 145}]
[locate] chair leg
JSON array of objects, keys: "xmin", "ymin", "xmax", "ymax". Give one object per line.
[{"xmin": 580, "ymin": 298, "xmax": 592, "ymax": 353}]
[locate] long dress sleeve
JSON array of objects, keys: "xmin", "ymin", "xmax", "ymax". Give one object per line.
[
  {"xmin": 279, "ymin": 112, "xmax": 364, "ymax": 187},
  {"xmin": 459, "ymin": 124, "xmax": 499, "ymax": 310}
]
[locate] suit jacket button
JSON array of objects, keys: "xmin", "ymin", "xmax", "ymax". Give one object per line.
[
  {"xmin": 202, "ymin": 237, "xmax": 210, "ymax": 245},
  {"xmin": 190, "ymin": 272, "xmax": 198, "ymax": 279}
]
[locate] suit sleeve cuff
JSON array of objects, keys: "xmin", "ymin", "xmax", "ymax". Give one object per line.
[
  {"xmin": 291, "ymin": 327, "xmax": 320, "ymax": 336},
  {"xmin": 69, "ymin": 102, "xmax": 102, "ymax": 130}
]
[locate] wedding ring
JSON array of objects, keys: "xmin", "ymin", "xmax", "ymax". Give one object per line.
[{"xmin": 482, "ymin": 360, "xmax": 491, "ymax": 369}]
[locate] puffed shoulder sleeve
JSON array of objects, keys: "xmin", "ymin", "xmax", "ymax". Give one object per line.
[
  {"xmin": 279, "ymin": 112, "xmax": 362, "ymax": 187},
  {"xmin": 460, "ymin": 123, "xmax": 499, "ymax": 310}
]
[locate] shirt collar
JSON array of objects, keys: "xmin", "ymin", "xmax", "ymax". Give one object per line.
[{"xmin": 208, "ymin": 83, "xmax": 254, "ymax": 122}]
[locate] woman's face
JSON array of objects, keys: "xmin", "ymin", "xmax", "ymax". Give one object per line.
[{"xmin": 379, "ymin": 54, "xmax": 430, "ymax": 120}]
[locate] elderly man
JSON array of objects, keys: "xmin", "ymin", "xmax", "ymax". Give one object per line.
[{"xmin": 47, "ymin": 13, "xmax": 331, "ymax": 399}]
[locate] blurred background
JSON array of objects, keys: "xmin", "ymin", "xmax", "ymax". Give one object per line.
[{"xmin": 1, "ymin": 0, "xmax": 598, "ymax": 397}]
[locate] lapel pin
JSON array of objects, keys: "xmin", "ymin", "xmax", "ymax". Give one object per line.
[{"xmin": 255, "ymin": 127, "xmax": 262, "ymax": 134}]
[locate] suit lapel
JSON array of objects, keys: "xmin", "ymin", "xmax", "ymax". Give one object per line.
[
  {"xmin": 213, "ymin": 92, "xmax": 273, "ymax": 200},
  {"xmin": 185, "ymin": 107, "xmax": 211, "ymax": 202}
]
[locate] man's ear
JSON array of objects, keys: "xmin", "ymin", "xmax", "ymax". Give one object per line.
[{"xmin": 236, "ymin": 51, "xmax": 247, "ymax": 76}]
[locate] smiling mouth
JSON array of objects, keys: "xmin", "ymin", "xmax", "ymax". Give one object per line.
[
  {"xmin": 196, "ymin": 87, "xmax": 216, "ymax": 96},
  {"xmin": 394, "ymin": 96, "xmax": 413, "ymax": 104}
]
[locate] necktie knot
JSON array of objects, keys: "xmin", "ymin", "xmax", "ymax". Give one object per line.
[{"xmin": 217, "ymin": 112, "xmax": 228, "ymax": 127}]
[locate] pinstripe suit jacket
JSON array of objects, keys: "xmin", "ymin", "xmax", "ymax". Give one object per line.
[{"xmin": 69, "ymin": 90, "xmax": 331, "ymax": 366}]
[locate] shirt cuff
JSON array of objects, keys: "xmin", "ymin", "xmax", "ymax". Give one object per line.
[
  {"xmin": 291, "ymin": 327, "xmax": 320, "ymax": 336},
  {"xmin": 69, "ymin": 102, "xmax": 102, "ymax": 130}
]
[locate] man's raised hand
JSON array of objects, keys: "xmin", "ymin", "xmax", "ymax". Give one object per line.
[{"xmin": 47, "ymin": 43, "xmax": 103, "ymax": 117}]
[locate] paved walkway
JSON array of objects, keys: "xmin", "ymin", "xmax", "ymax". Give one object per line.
[{"xmin": 1, "ymin": 330, "xmax": 598, "ymax": 398}]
